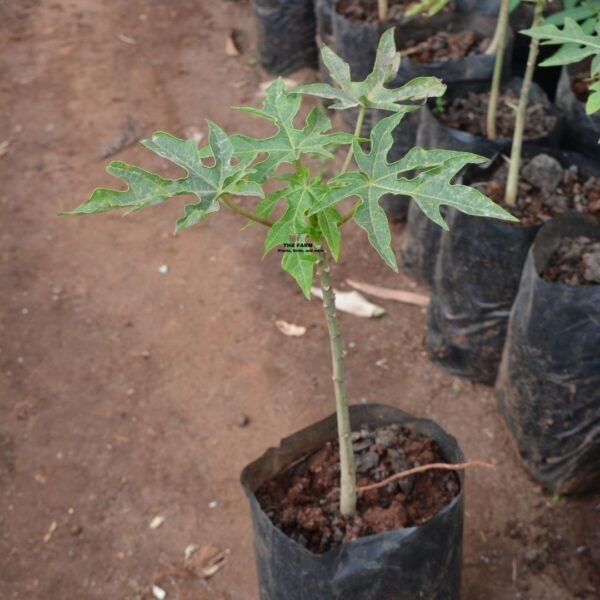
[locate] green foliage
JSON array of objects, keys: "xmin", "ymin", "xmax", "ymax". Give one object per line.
[
  {"xmin": 66, "ymin": 123, "xmax": 262, "ymax": 232},
  {"xmin": 296, "ymin": 29, "xmax": 446, "ymax": 112},
  {"xmin": 308, "ymin": 115, "xmax": 515, "ymax": 270},
  {"xmin": 523, "ymin": 16, "xmax": 600, "ymax": 114},
  {"xmin": 405, "ymin": 0, "xmax": 451, "ymax": 18},
  {"xmin": 405, "ymin": 0, "xmax": 521, "ymax": 18},
  {"xmin": 545, "ymin": 0, "xmax": 600, "ymax": 32},
  {"xmin": 67, "ymin": 27, "xmax": 514, "ymax": 298}
]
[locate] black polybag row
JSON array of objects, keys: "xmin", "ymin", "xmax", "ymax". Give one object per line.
[
  {"xmin": 402, "ymin": 79, "xmax": 563, "ymax": 284},
  {"xmin": 425, "ymin": 151, "xmax": 600, "ymax": 385},
  {"xmin": 426, "ymin": 205, "xmax": 539, "ymax": 385},
  {"xmin": 241, "ymin": 404, "xmax": 465, "ymax": 600},
  {"xmin": 253, "ymin": 0, "xmax": 318, "ymax": 75},
  {"xmin": 495, "ymin": 213, "xmax": 600, "ymax": 494},
  {"xmin": 556, "ymin": 66, "xmax": 600, "ymax": 161}
]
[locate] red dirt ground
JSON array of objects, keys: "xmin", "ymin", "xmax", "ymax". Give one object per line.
[{"xmin": 0, "ymin": 1, "xmax": 598, "ymax": 599}]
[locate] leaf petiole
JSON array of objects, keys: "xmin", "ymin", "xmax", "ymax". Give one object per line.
[{"xmin": 221, "ymin": 194, "xmax": 274, "ymax": 227}]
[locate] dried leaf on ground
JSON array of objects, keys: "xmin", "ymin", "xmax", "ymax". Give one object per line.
[
  {"xmin": 311, "ymin": 288, "xmax": 385, "ymax": 318},
  {"xmin": 185, "ymin": 544, "xmax": 227, "ymax": 579},
  {"xmin": 275, "ymin": 319, "xmax": 306, "ymax": 337},
  {"xmin": 149, "ymin": 515, "xmax": 165, "ymax": 529},
  {"xmin": 225, "ymin": 32, "xmax": 239, "ymax": 56}
]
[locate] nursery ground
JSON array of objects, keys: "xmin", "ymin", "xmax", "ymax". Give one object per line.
[{"xmin": 0, "ymin": 1, "xmax": 598, "ymax": 598}]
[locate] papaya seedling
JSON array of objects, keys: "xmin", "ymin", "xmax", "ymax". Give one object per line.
[
  {"xmin": 523, "ymin": 12, "xmax": 600, "ymax": 115},
  {"xmin": 64, "ymin": 29, "xmax": 515, "ymax": 517}
]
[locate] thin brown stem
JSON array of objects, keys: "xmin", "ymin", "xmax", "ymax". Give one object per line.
[
  {"xmin": 316, "ymin": 249, "xmax": 357, "ymax": 517},
  {"xmin": 378, "ymin": 0, "xmax": 388, "ymax": 21},
  {"xmin": 357, "ymin": 461, "xmax": 494, "ymax": 493},
  {"xmin": 221, "ymin": 195, "xmax": 274, "ymax": 227},
  {"xmin": 505, "ymin": 0, "xmax": 545, "ymax": 206},
  {"xmin": 486, "ymin": 0, "xmax": 511, "ymax": 140}
]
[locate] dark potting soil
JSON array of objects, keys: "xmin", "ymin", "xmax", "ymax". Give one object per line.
[
  {"xmin": 336, "ymin": 0, "xmax": 454, "ymax": 23},
  {"xmin": 541, "ymin": 236, "xmax": 600, "ymax": 286},
  {"xmin": 476, "ymin": 155, "xmax": 600, "ymax": 226},
  {"xmin": 437, "ymin": 90, "xmax": 557, "ymax": 139},
  {"xmin": 255, "ymin": 424, "xmax": 460, "ymax": 554},
  {"xmin": 402, "ymin": 30, "xmax": 489, "ymax": 64}
]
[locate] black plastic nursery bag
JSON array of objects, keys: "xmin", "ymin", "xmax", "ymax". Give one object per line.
[
  {"xmin": 556, "ymin": 66, "xmax": 600, "ymax": 161},
  {"xmin": 426, "ymin": 207, "xmax": 539, "ymax": 385},
  {"xmin": 253, "ymin": 0, "xmax": 318, "ymax": 75},
  {"xmin": 495, "ymin": 212, "xmax": 600, "ymax": 494},
  {"xmin": 241, "ymin": 404, "xmax": 465, "ymax": 600}
]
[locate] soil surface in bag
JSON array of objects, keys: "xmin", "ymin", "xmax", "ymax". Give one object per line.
[
  {"xmin": 256, "ymin": 423, "xmax": 459, "ymax": 554},
  {"xmin": 541, "ymin": 236, "xmax": 600, "ymax": 285},
  {"xmin": 436, "ymin": 88, "xmax": 557, "ymax": 140},
  {"xmin": 480, "ymin": 155, "xmax": 600, "ymax": 225},
  {"xmin": 401, "ymin": 29, "xmax": 489, "ymax": 64},
  {"xmin": 253, "ymin": 0, "xmax": 318, "ymax": 75},
  {"xmin": 336, "ymin": 0, "xmax": 454, "ymax": 23},
  {"xmin": 416, "ymin": 78, "xmax": 561, "ymax": 157}
]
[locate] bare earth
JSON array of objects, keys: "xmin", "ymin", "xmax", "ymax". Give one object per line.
[{"xmin": 0, "ymin": 1, "xmax": 598, "ymax": 599}]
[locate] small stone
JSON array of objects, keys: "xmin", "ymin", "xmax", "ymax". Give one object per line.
[
  {"xmin": 141, "ymin": 350, "xmax": 150, "ymax": 359},
  {"xmin": 583, "ymin": 251, "xmax": 600, "ymax": 283},
  {"xmin": 524, "ymin": 547, "xmax": 541, "ymax": 565},
  {"xmin": 152, "ymin": 585, "xmax": 167, "ymax": 600},
  {"xmin": 544, "ymin": 193, "xmax": 569, "ymax": 212},
  {"xmin": 158, "ymin": 264, "xmax": 169, "ymax": 274},
  {"xmin": 387, "ymin": 449, "xmax": 409, "ymax": 473},
  {"xmin": 208, "ymin": 501, "xmax": 218, "ymax": 509},
  {"xmin": 149, "ymin": 515, "xmax": 165, "ymax": 529},
  {"xmin": 375, "ymin": 429, "xmax": 397, "ymax": 450},
  {"xmin": 522, "ymin": 154, "xmax": 563, "ymax": 196},
  {"xmin": 235, "ymin": 413, "xmax": 249, "ymax": 427},
  {"xmin": 355, "ymin": 451, "xmax": 379, "ymax": 474}
]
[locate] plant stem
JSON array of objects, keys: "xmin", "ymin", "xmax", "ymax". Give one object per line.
[
  {"xmin": 221, "ymin": 195, "xmax": 274, "ymax": 227},
  {"xmin": 378, "ymin": 0, "xmax": 388, "ymax": 21},
  {"xmin": 338, "ymin": 105, "xmax": 367, "ymax": 225},
  {"xmin": 316, "ymin": 249, "xmax": 357, "ymax": 517},
  {"xmin": 486, "ymin": 0, "xmax": 511, "ymax": 140},
  {"xmin": 505, "ymin": 0, "xmax": 545, "ymax": 206},
  {"xmin": 341, "ymin": 105, "xmax": 366, "ymax": 174}
]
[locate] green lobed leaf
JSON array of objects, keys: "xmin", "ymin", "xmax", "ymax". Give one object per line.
[
  {"xmin": 281, "ymin": 249, "xmax": 318, "ymax": 300},
  {"xmin": 318, "ymin": 207, "xmax": 342, "ymax": 261},
  {"xmin": 307, "ymin": 113, "xmax": 516, "ymax": 270},
  {"xmin": 405, "ymin": 0, "xmax": 451, "ymax": 18},
  {"xmin": 263, "ymin": 168, "xmax": 328, "ymax": 255},
  {"xmin": 296, "ymin": 28, "xmax": 447, "ymax": 113},
  {"xmin": 66, "ymin": 123, "xmax": 262, "ymax": 232},
  {"xmin": 233, "ymin": 81, "xmax": 353, "ymax": 182},
  {"xmin": 586, "ymin": 82, "xmax": 600, "ymax": 113},
  {"xmin": 523, "ymin": 18, "xmax": 600, "ymax": 67}
]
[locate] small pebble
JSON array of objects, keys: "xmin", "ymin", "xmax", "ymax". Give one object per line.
[
  {"xmin": 208, "ymin": 501, "xmax": 218, "ymax": 509},
  {"xmin": 158, "ymin": 265, "xmax": 169, "ymax": 274},
  {"xmin": 152, "ymin": 585, "xmax": 167, "ymax": 600},
  {"xmin": 235, "ymin": 413, "xmax": 249, "ymax": 427}
]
